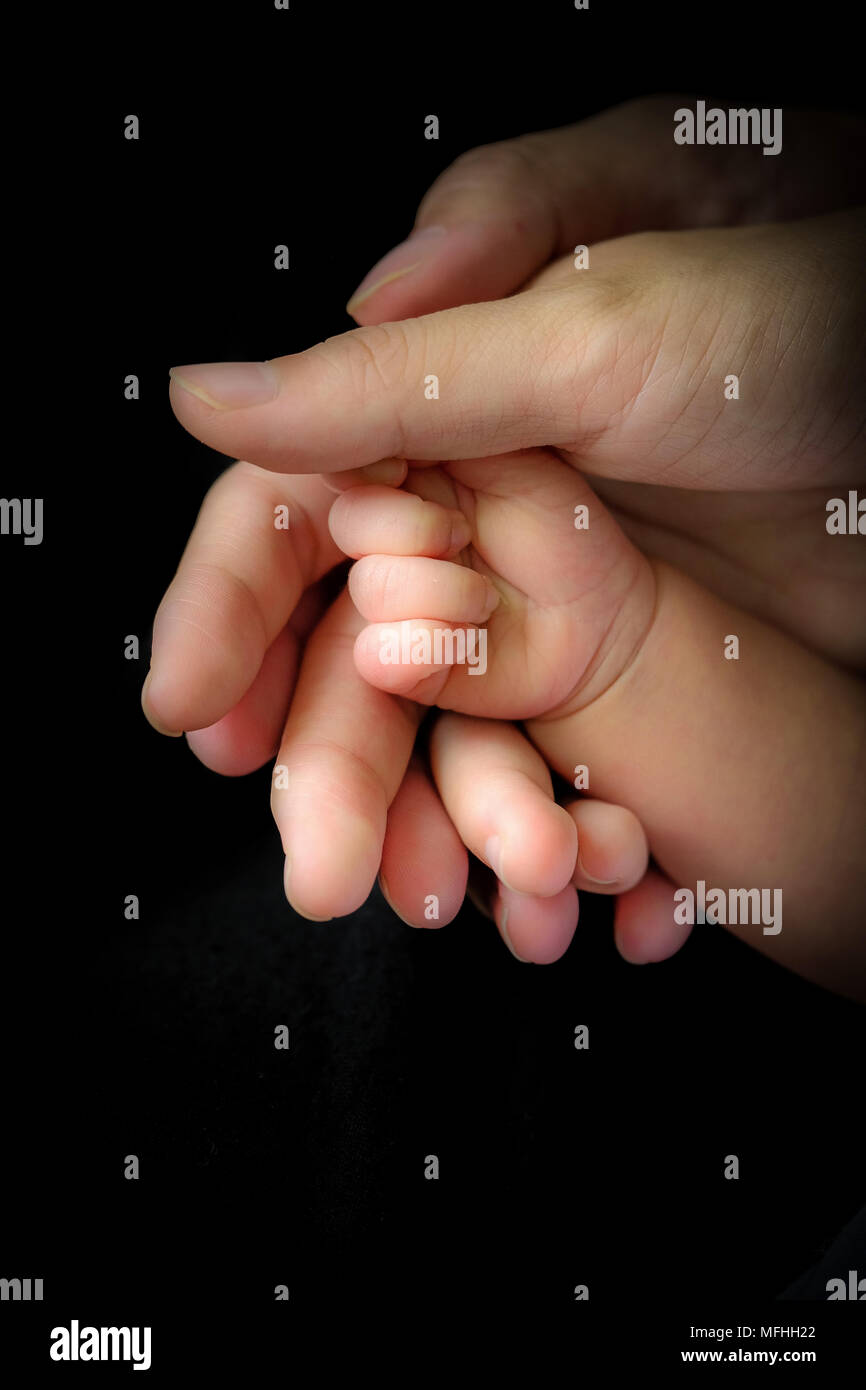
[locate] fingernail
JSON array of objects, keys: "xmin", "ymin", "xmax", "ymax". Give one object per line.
[
  {"xmin": 169, "ymin": 361, "xmax": 279, "ymax": 411},
  {"xmin": 484, "ymin": 834, "xmax": 503, "ymax": 877},
  {"xmin": 484, "ymin": 835, "xmax": 520, "ymax": 894},
  {"xmin": 498, "ymin": 904, "xmax": 532, "ymax": 963},
  {"xmin": 481, "ymin": 578, "xmax": 500, "ymax": 620},
  {"xmin": 141, "ymin": 670, "xmax": 183, "ymax": 738},
  {"xmin": 449, "ymin": 512, "xmax": 473, "ymax": 553},
  {"xmin": 346, "ymin": 226, "xmax": 449, "ymax": 313},
  {"xmin": 379, "ymin": 873, "xmax": 418, "ymax": 928},
  {"xmin": 361, "ymin": 458, "xmax": 407, "ymax": 485},
  {"xmin": 576, "ymin": 855, "xmax": 620, "ymax": 889}
]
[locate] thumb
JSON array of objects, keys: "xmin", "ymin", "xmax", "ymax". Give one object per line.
[
  {"xmin": 167, "ymin": 286, "xmax": 611, "ymax": 474},
  {"xmin": 342, "ymin": 95, "xmax": 757, "ymax": 326},
  {"xmin": 345, "ymin": 102, "xmax": 656, "ymax": 325},
  {"xmin": 346, "ymin": 101, "xmax": 866, "ymax": 328}
]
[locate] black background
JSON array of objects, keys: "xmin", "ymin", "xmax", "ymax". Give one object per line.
[{"xmin": 2, "ymin": 0, "xmax": 864, "ymax": 1373}]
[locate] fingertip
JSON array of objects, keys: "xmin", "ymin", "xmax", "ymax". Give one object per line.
[
  {"xmin": 614, "ymin": 870, "xmax": 692, "ymax": 964},
  {"xmin": 495, "ymin": 883, "xmax": 579, "ymax": 964},
  {"xmin": 280, "ymin": 823, "xmax": 381, "ymax": 922},
  {"xmin": 353, "ymin": 623, "xmax": 453, "ymax": 698},
  {"xmin": 283, "ymin": 857, "xmax": 333, "ymax": 922},
  {"xmin": 378, "ymin": 761, "xmax": 469, "ymax": 927},
  {"xmin": 486, "ymin": 794, "xmax": 578, "ymax": 898},
  {"xmin": 567, "ymin": 799, "xmax": 649, "ymax": 894},
  {"xmin": 446, "ymin": 510, "xmax": 473, "ymax": 557},
  {"xmin": 141, "ymin": 669, "xmax": 184, "ymax": 738},
  {"xmin": 496, "ymin": 900, "xmax": 532, "ymax": 962}
]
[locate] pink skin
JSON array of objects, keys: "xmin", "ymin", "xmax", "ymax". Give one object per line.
[
  {"xmin": 142, "ymin": 460, "xmax": 659, "ymax": 961},
  {"xmin": 428, "ymin": 712, "xmax": 577, "ymax": 961},
  {"xmin": 495, "ymin": 884, "xmax": 579, "ymax": 966},
  {"xmin": 331, "ymin": 460, "xmax": 654, "ymax": 720},
  {"xmin": 566, "ymin": 799, "xmax": 648, "ymax": 895},
  {"xmin": 149, "ymin": 102, "xmax": 866, "ymax": 976},
  {"xmin": 378, "ymin": 757, "xmax": 468, "ymax": 929},
  {"xmin": 346, "ymin": 102, "xmax": 866, "ymax": 331},
  {"xmin": 465, "ymin": 795, "xmax": 652, "ymax": 964},
  {"xmin": 346, "ymin": 221, "xmax": 542, "ymax": 321},
  {"xmin": 328, "ymin": 469, "xmax": 665, "ymax": 965},
  {"xmin": 424, "ymin": 713, "xmax": 651, "ymax": 964},
  {"xmin": 328, "ymin": 459, "xmax": 866, "ymax": 995},
  {"xmin": 614, "ymin": 869, "xmax": 694, "ymax": 964}
]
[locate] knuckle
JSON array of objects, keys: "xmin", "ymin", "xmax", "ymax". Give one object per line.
[
  {"xmin": 198, "ymin": 459, "xmax": 246, "ymax": 512},
  {"xmin": 444, "ymin": 138, "xmax": 544, "ymax": 196},
  {"xmin": 159, "ymin": 558, "xmax": 265, "ymax": 658},
  {"xmin": 197, "ymin": 460, "xmax": 272, "ymax": 530},
  {"xmin": 518, "ymin": 271, "xmax": 657, "ymax": 441},
  {"xmin": 321, "ymin": 321, "xmax": 415, "ymax": 399}
]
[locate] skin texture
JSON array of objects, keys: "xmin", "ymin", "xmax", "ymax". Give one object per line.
[
  {"xmin": 332, "ymin": 453, "xmax": 866, "ymax": 1001},
  {"xmin": 143, "ymin": 459, "xmax": 646, "ymax": 961},
  {"xmin": 346, "ymin": 98, "xmax": 866, "ymax": 323},
  {"xmin": 151, "ymin": 98, "xmax": 866, "ymax": 978}
]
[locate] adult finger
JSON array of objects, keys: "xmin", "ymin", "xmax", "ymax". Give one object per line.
[
  {"xmin": 345, "ymin": 100, "xmax": 866, "ymax": 325},
  {"xmin": 270, "ymin": 588, "xmax": 422, "ymax": 921},
  {"xmin": 183, "ymin": 577, "xmax": 335, "ymax": 777},
  {"xmin": 378, "ymin": 755, "xmax": 469, "ymax": 929},
  {"xmin": 565, "ymin": 798, "xmax": 649, "ymax": 895},
  {"xmin": 142, "ymin": 464, "xmax": 343, "ymax": 736},
  {"xmin": 494, "ymin": 882, "xmax": 579, "ymax": 966},
  {"xmin": 429, "ymin": 713, "xmax": 577, "ymax": 900},
  {"xmin": 613, "ymin": 867, "xmax": 693, "ymax": 964},
  {"xmin": 165, "ymin": 279, "xmax": 617, "ymax": 474},
  {"xmin": 463, "ymin": 855, "xmax": 578, "ymax": 964}
]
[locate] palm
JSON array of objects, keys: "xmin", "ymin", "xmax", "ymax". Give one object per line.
[{"xmin": 399, "ymin": 451, "xmax": 649, "ymax": 719}]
